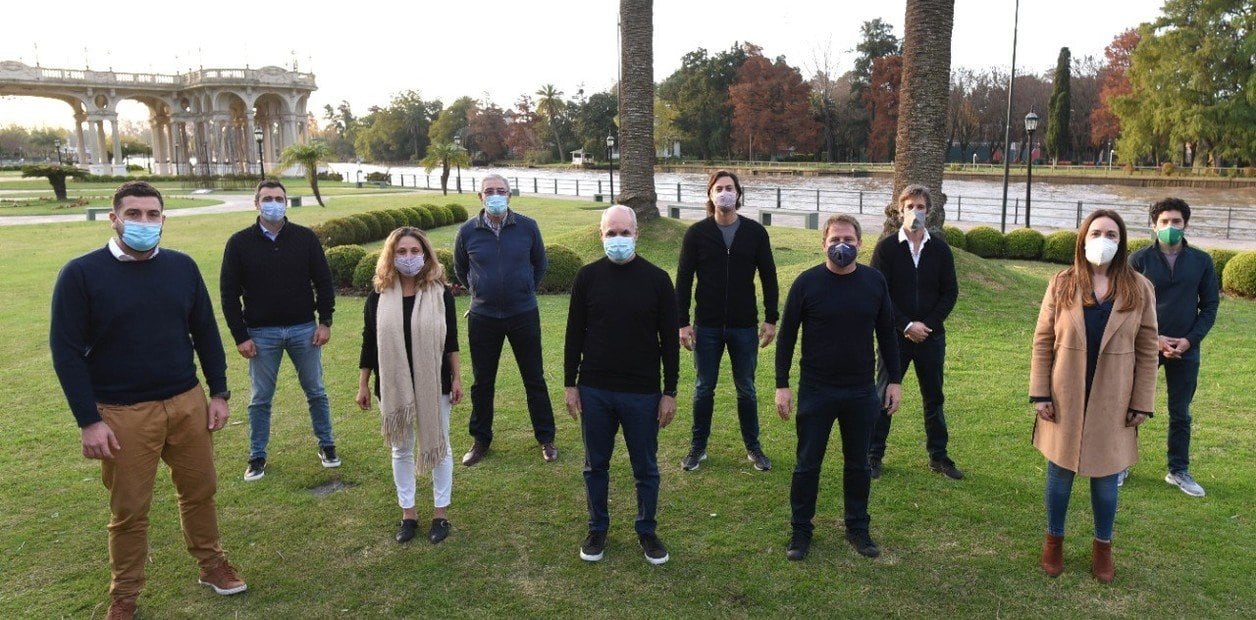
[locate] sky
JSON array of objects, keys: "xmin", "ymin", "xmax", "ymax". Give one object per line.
[{"xmin": 0, "ymin": 0, "xmax": 1166, "ymax": 130}]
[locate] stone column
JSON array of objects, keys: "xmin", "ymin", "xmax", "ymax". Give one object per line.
[
  {"xmin": 73, "ymin": 112, "xmax": 88, "ymax": 165},
  {"xmin": 94, "ymin": 119, "xmax": 107, "ymax": 166},
  {"xmin": 109, "ymin": 116, "xmax": 124, "ymax": 174},
  {"xmin": 243, "ymin": 111, "xmax": 257, "ymax": 174}
]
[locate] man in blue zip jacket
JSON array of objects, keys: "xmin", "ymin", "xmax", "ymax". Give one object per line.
[{"xmin": 453, "ymin": 174, "xmax": 556, "ymax": 465}]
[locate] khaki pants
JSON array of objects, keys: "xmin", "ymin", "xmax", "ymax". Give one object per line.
[{"xmin": 98, "ymin": 385, "xmax": 225, "ymax": 601}]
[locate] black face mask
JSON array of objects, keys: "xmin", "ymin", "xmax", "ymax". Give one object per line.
[{"xmin": 828, "ymin": 242, "xmax": 856, "ymax": 267}]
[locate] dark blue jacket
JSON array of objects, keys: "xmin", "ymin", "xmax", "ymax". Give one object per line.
[
  {"xmin": 1129, "ymin": 240, "xmax": 1219, "ymax": 354},
  {"xmin": 453, "ymin": 209, "xmax": 547, "ymax": 319}
]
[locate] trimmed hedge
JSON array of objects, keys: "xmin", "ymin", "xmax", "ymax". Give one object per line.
[
  {"xmin": 400, "ymin": 207, "xmax": 427, "ymax": 228},
  {"xmin": 1127, "ymin": 238, "xmax": 1153, "ymax": 254},
  {"xmin": 428, "ymin": 205, "xmax": 453, "ymax": 227},
  {"xmin": 1005, "ymin": 228, "xmax": 1045, "ymax": 260},
  {"xmin": 326, "ymin": 245, "xmax": 367, "ymax": 288},
  {"xmin": 1221, "ymin": 251, "xmax": 1256, "ymax": 298},
  {"xmin": 539, "ymin": 245, "xmax": 584, "ymax": 293},
  {"xmin": 344, "ymin": 217, "xmax": 372, "ymax": 244},
  {"xmin": 353, "ymin": 251, "xmax": 382, "ymax": 292},
  {"xmin": 445, "ymin": 203, "xmax": 469, "ymax": 223},
  {"xmin": 966, "ymin": 226, "xmax": 1005, "ymax": 258},
  {"xmin": 315, "ymin": 207, "xmax": 461, "ymax": 248},
  {"xmin": 942, "ymin": 226, "xmax": 966, "ymax": 250},
  {"xmin": 1043, "ymin": 231, "xmax": 1076, "ymax": 264},
  {"xmin": 435, "ymin": 248, "xmax": 458, "ymax": 286},
  {"xmin": 1209, "ymin": 249, "xmax": 1238, "ymax": 284}
]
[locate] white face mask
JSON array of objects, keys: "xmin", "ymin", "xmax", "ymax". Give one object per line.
[
  {"xmin": 902, "ymin": 208, "xmax": 925, "ymax": 232},
  {"xmin": 713, "ymin": 190, "xmax": 738, "ymax": 211},
  {"xmin": 1084, "ymin": 237, "xmax": 1119, "ymax": 266}
]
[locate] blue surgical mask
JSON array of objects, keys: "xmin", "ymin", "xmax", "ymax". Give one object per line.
[
  {"xmin": 603, "ymin": 236, "xmax": 636, "ymax": 264},
  {"xmin": 394, "ymin": 254, "xmax": 425, "ymax": 277},
  {"xmin": 484, "ymin": 194, "xmax": 509, "ymax": 217},
  {"xmin": 121, "ymin": 220, "xmax": 162, "ymax": 252},
  {"xmin": 259, "ymin": 200, "xmax": 286, "ymax": 223},
  {"xmin": 827, "ymin": 242, "xmax": 857, "ymax": 268}
]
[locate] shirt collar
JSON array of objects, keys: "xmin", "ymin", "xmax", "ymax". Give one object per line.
[
  {"xmin": 108, "ymin": 237, "xmax": 160, "ymax": 261},
  {"xmin": 897, "ymin": 227, "xmax": 931, "ymax": 245},
  {"xmin": 258, "ymin": 218, "xmax": 285, "ymax": 241}
]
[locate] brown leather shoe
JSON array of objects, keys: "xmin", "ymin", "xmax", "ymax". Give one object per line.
[
  {"xmin": 541, "ymin": 442, "xmax": 558, "ymax": 462},
  {"xmin": 1091, "ymin": 539, "xmax": 1114, "ymax": 583},
  {"xmin": 462, "ymin": 441, "xmax": 488, "ymax": 466},
  {"xmin": 1040, "ymin": 533, "xmax": 1064, "ymax": 577},
  {"xmin": 105, "ymin": 598, "xmax": 136, "ymax": 620},
  {"xmin": 198, "ymin": 560, "xmax": 247, "ymax": 595}
]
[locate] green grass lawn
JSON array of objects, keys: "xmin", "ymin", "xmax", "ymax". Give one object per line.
[
  {"xmin": 0, "ymin": 195, "xmax": 223, "ymax": 217},
  {"xmin": 1, "ymin": 196, "xmax": 1253, "ymax": 617}
]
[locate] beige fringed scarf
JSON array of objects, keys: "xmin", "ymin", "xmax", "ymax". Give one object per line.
[{"xmin": 376, "ymin": 280, "xmax": 448, "ymax": 473}]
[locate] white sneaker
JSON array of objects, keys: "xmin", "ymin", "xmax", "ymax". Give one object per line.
[
  {"xmin": 1165, "ymin": 471, "xmax": 1205, "ymax": 497},
  {"xmin": 1116, "ymin": 468, "xmax": 1129, "ymax": 487}
]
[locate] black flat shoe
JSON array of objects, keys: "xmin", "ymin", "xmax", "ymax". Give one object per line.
[
  {"xmin": 396, "ymin": 519, "xmax": 418, "ymax": 543},
  {"xmin": 429, "ymin": 518, "xmax": 450, "ymax": 544}
]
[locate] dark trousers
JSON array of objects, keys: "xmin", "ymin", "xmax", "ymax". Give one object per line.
[
  {"xmin": 690, "ymin": 326, "xmax": 761, "ymax": 452},
  {"xmin": 870, "ymin": 333, "xmax": 949, "ymax": 462},
  {"xmin": 579, "ymin": 386, "xmax": 660, "ymax": 535},
  {"xmin": 467, "ymin": 308, "xmax": 556, "ymax": 445},
  {"xmin": 790, "ymin": 382, "xmax": 879, "ymax": 534},
  {"xmin": 1162, "ymin": 351, "xmax": 1200, "ymax": 474}
]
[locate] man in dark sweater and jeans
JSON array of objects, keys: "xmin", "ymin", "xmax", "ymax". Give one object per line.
[
  {"xmin": 565, "ymin": 205, "xmax": 680, "ymax": 565},
  {"xmin": 776, "ymin": 213, "xmax": 902, "ymax": 561},
  {"xmin": 1129, "ymin": 198, "xmax": 1219, "ymax": 497},
  {"xmin": 868, "ymin": 184, "xmax": 962, "ymax": 480},
  {"xmin": 221, "ymin": 180, "xmax": 337, "ymax": 481},
  {"xmin": 51, "ymin": 181, "xmax": 245, "ymax": 620},
  {"xmin": 676, "ymin": 170, "xmax": 779, "ymax": 472}
]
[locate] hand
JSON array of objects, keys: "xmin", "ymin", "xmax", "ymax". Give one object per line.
[
  {"xmin": 1171, "ymin": 337, "xmax": 1192, "ymax": 357},
  {"xmin": 81, "ymin": 421, "xmax": 121, "ymax": 460},
  {"xmin": 882, "ymin": 383, "xmax": 902, "ymax": 415},
  {"xmin": 678, "ymin": 326, "xmax": 695, "ymax": 351},
  {"xmin": 775, "ymin": 388, "xmax": 793, "ymax": 421},
  {"xmin": 1035, "ymin": 401, "xmax": 1056, "ymax": 422},
  {"xmin": 312, "ymin": 324, "xmax": 331, "ymax": 346},
  {"xmin": 450, "ymin": 379, "xmax": 463, "ymax": 406},
  {"xmin": 208, "ymin": 396, "xmax": 230, "ymax": 431},
  {"xmin": 236, "ymin": 339, "xmax": 257, "ymax": 359},
  {"xmin": 564, "ymin": 387, "xmax": 582, "ymax": 420},
  {"xmin": 759, "ymin": 323, "xmax": 777, "ymax": 348},
  {"xmin": 1126, "ymin": 411, "xmax": 1149, "ymax": 428},
  {"xmin": 905, "ymin": 322, "xmax": 932, "ymax": 344},
  {"xmin": 355, "ymin": 386, "xmax": 372, "ymax": 410},
  {"xmin": 657, "ymin": 395, "xmax": 677, "ymax": 428},
  {"xmin": 1157, "ymin": 335, "xmax": 1175, "ymax": 356}
]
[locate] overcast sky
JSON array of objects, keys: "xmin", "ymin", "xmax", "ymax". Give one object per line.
[{"xmin": 1, "ymin": 0, "xmax": 1165, "ymax": 129}]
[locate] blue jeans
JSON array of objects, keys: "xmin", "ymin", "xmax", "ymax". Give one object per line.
[
  {"xmin": 1045, "ymin": 461, "xmax": 1119, "ymax": 541},
  {"xmin": 1162, "ymin": 351, "xmax": 1200, "ymax": 474},
  {"xmin": 246, "ymin": 321, "xmax": 333, "ymax": 460},
  {"xmin": 790, "ymin": 382, "xmax": 880, "ymax": 534},
  {"xmin": 579, "ymin": 386, "xmax": 660, "ymax": 535},
  {"xmin": 690, "ymin": 326, "xmax": 761, "ymax": 452}
]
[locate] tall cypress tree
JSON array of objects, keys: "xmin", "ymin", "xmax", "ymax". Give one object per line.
[{"xmin": 1046, "ymin": 47, "xmax": 1071, "ymax": 164}]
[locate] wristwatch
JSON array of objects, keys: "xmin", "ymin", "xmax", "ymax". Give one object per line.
[
  {"xmin": 212, "ymin": 390, "xmax": 232, "ymax": 401},
  {"xmin": 663, "ymin": 390, "xmax": 677, "ymax": 398}
]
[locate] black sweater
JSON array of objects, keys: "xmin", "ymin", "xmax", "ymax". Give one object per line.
[
  {"xmin": 869, "ymin": 232, "xmax": 958, "ymax": 333},
  {"xmin": 676, "ymin": 214, "xmax": 779, "ymax": 328},
  {"xmin": 1129, "ymin": 240, "xmax": 1219, "ymax": 348},
  {"xmin": 775, "ymin": 264, "xmax": 902, "ymax": 389},
  {"xmin": 220, "ymin": 219, "xmax": 335, "ymax": 345},
  {"xmin": 359, "ymin": 287, "xmax": 459, "ymax": 395},
  {"xmin": 565, "ymin": 256, "xmax": 680, "ymax": 395},
  {"xmin": 51, "ymin": 246, "xmax": 228, "ymax": 427}
]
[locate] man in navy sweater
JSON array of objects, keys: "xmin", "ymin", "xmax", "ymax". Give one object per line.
[
  {"xmin": 454, "ymin": 174, "xmax": 556, "ymax": 466},
  {"xmin": 776, "ymin": 213, "xmax": 902, "ymax": 561},
  {"xmin": 51, "ymin": 181, "xmax": 245, "ymax": 620},
  {"xmin": 1129, "ymin": 198, "xmax": 1219, "ymax": 497},
  {"xmin": 221, "ymin": 180, "xmax": 337, "ymax": 481},
  {"xmin": 868, "ymin": 184, "xmax": 962, "ymax": 480}
]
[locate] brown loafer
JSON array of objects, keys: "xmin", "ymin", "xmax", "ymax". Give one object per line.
[
  {"xmin": 462, "ymin": 441, "xmax": 488, "ymax": 466},
  {"xmin": 541, "ymin": 442, "xmax": 558, "ymax": 462}
]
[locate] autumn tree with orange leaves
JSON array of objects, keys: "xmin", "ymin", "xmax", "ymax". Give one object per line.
[
  {"xmin": 729, "ymin": 52, "xmax": 821, "ymax": 160},
  {"xmin": 1090, "ymin": 29, "xmax": 1140, "ymax": 150},
  {"xmin": 864, "ymin": 54, "xmax": 903, "ymax": 161}
]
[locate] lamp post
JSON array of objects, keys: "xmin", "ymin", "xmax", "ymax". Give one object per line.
[
  {"xmin": 174, "ymin": 144, "xmax": 181, "ymax": 176},
  {"xmin": 1024, "ymin": 111, "xmax": 1039, "ymax": 228},
  {"xmin": 254, "ymin": 128, "xmax": 265, "ymax": 177},
  {"xmin": 54, "ymin": 139, "xmax": 62, "ymax": 164},
  {"xmin": 606, "ymin": 133, "xmax": 616, "ymax": 203},
  {"xmin": 1107, "ymin": 138, "xmax": 1114, "ymax": 172},
  {"xmin": 453, "ymin": 134, "xmax": 463, "ymax": 194}
]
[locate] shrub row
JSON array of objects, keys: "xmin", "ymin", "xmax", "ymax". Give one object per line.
[
  {"xmin": 331, "ymin": 243, "xmax": 586, "ymax": 296},
  {"xmin": 311, "ymin": 203, "xmax": 470, "ymax": 249}
]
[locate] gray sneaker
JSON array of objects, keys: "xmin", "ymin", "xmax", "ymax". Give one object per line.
[
  {"xmin": 1117, "ymin": 468, "xmax": 1129, "ymax": 487},
  {"xmin": 680, "ymin": 449, "xmax": 707, "ymax": 471},
  {"xmin": 1165, "ymin": 471, "xmax": 1205, "ymax": 497}
]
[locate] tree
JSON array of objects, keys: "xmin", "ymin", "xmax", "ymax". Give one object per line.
[
  {"xmin": 730, "ymin": 51, "xmax": 823, "ymax": 160},
  {"xmin": 1046, "ymin": 47, "xmax": 1072, "ymax": 164},
  {"xmin": 467, "ymin": 103, "xmax": 508, "ymax": 163},
  {"xmin": 1090, "ymin": 29, "xmax": 1140, "ymax": 153},
  {"xmin": 657, "ymin": 44, "xmax": 749, "ymax": 159},
  {"xmin": 505, "ymin": 95, "xmax": 542, "ymax": 159},
  {"xmin": 863, "ymin": 55, "xmax": 902, "ymax": 161},
  {"xmin": 535, "ymin": 84, "xmax": 568, "ymax": 160},
  {"xmin": 885, "ymin": 0, "xmax": 954, "ymax": 235},
  {"xmin": 22, "ymin": 164, "xmax": 89, "ymax": 201},
  {"xmin": 429, "ymin": 96, "xmax": 475, "ymax": 145},
  {"xmin": 849, "ymin": 18, "xmax": 901, "ymax": 160},
  {"xmin": 618, "ymin": 0, "xmax": 658, "ymax": 220},
  {"xmin": 279, "ymin": 141, "xmax": 334, "ymax": 207},
  {"xmin": 420, "ymin": 142, "xmax": 471, "ymax": 196},
  {"xmin": 578, "ymin": 91, "xmax": 619, "ymax": 157}
]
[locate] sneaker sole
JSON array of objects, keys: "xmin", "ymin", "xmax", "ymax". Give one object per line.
[
  {"xmin": 643, "ymin": 552, "xmax": 669, "ymax": 565},
  {"xmin": 243, "ymin": 471, "xmax": 264, "ymax": 481},
  {"xmin": 319, "ymin": 452, "xmax": 342, "ymax": 468},
  {"xmin": 198, "ymin": 579, "xmax": 247, "ymax": 596},
  {"xmin": 747, "ymin": 454, "xmax": 772, "ymax": 471},
  {"xmin": 1165, "ymin": 474, "xmax": 1206, "ymax": 497},
  {"xmin": 681, "ymin": 453, "xmax": 707, "ymax": 471},
  {"xmin": 579, "ymin": 549, "xmax": 604, "ymax": 562}
]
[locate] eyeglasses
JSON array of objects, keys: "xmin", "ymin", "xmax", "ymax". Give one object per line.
[{"xmin": 482, "ymin": 188, "xmax": 510, "ymax": 196}]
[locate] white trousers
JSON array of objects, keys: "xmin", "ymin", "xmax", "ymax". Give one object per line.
[{"xmin": 390, "ymin": 394, "xmax": 453, "ymax": 509}]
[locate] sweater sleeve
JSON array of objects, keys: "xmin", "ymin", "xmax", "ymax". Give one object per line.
[
  {"xmin": 563, "ymin": 267, "xmax": 589, "ymax": 387},
  {"xmin": 874, "ymin": 273, "xmax": 903, "ymax": 384},
  {"xmin": 359, "ymin": 291, "xmax": 379, "ymax": 371},
  {"xmin": 453, "ymin": 225, "xmax": 470, "ymax": 288},
  {"xmin": 1186, "ymin": 253, "xmax": 1219, "ymax": 346},
  {"xmin": 530, "ymin": 221, "xmax": 548, "ymax": 290},
  {"xmin": 309, "ymin": 230, "xmax": 336, "ymax": 326},
  {"xmin": 775, "ymin": 274, "xmax": 804, "ymax": 388},
  {"xmin": 869, "ymin": 237, "xmax": 909, "ymax": 331},
  {"xmin": 757, "ymin": 227, "xmax": 780, "ymax": 324},
  {"xmin": 674, "ymin": 226, "xmax": 697, "ymax": 328},
  {"xmin": 219, "ymin": 234, "xmax": 249, "ymax": 344},
  {"xmin": 50, "ymin": 261, "xmax": 101, "ymax": 427},
  {"xmin": 1029, "ymin": 274, "xmax": 1060, "ymax": 399},
  {"xmin": 188, "ymin": 261, "xmax": 228, "ymax": 395},
  {"xmin": 923, "ymin": 242, "xmax": 959, "ymax": 330},
  {"xmin": 443, "ymin": 287, "xmax": 459, "ymax": 355},
  {"xmin": 657, "ymin": 270, "xmax": 680, "ymax": 394}
]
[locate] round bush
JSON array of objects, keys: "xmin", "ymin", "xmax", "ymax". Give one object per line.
[
  {"xmin": 365, "ymin": 211, "xmax": 395, "ymax": 239},
  {"xmin": 317, "ymin": 219, "xmax": 357, "ymax": 247},
  {"xmin": 1004, "ymin": 228, "xmax": 1045, "ymax": 260},
  {"xmin": 445, "ymin": 203, "xmax": 469, "ymax": 223},
  {"xmin": 383, "ymin": 209, "xmax": 410, "ymax": 232},
  {"xmin": 352, "ymin": 251, "xmax": 382, "ymax": 293},
  {"xmin": 539, "ymin": 245, "xmax": 584, "ymax": 294},
  {"xmin": 428, "ymin": 205, "xmax": 453, "ymax": 227},
  {"xmin": 413, "ymin": 206, "xmax": 435, "ymax": 230},
  {"xmin": 1127, "ymin": 238, "xmax": 1152, "ymax": 254},
  {"xmin": 942, "ymin": 225, "xmax": 966, "ymax": 250},
  {"xmin": 1222, "ymin": 251, "xmax": 1256, "ymax": 297},
  {"xmin": 965, "ymin": 226, "xmax": 1005, "ymax": 258},
  {"xmin": 400, "ymin": 207, "xmax": 427, "ymax": 229},
  {"xmin": 1042, "ymin": 231, "xmax": 1076, "ymax": 264},
  {"xmin": 1209, "ymin": 249, "xmax": 1238, "ymax": 284},
  {"xmin": 350, "ymin": 213, "xmax": 383, "ymax": 241},
  {"xmin": 325, "ymin": 245, "xmax": 367, "ymax": 288},
  {"xmin": 345, "ymin": 217, "xmax": 372, "ymax": 244},
  {"xmin": 435, "ymin": 248, "xmax": 457, "ymax": 286}
]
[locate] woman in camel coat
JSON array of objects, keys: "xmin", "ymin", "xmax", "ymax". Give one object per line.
[{"xmin": 1029, "ymin": 209, "xmax": 1158, "ymax": 583}]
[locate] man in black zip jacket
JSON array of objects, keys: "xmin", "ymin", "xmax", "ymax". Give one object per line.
[
  {"xmin": 675, "ymin": 170, "xmax": 779, "ymax": 472},
  {"xmin": 868, "ymin": 184, "xmax": 962, "ymax": 480}
]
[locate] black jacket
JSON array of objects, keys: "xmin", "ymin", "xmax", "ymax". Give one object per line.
[
  {"xmin": 676, "ymin": 215, "xmax": 779, "ymax": 329},
  {"xmin": 869, "ymin": 232, "xmax": 958, "ymax": 334},
  {"xmin": 220, "ymin": 219, "xmax": 335, "ymax": 344},
  {"xmin": 1129, "ymin": 240, "xmax": 1219, "ymax": 350}
]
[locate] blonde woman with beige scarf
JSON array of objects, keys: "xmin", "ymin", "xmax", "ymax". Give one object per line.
[{"xmin": 357, "ymin": 227, "xmax": 462, "ymax": 544}]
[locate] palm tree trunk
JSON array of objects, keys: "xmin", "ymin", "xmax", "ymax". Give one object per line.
[
  {"xmin": 884, "ymin": 0, "xmax": 955, "ymax": 236},
  {"xmin": 441, "ymin": 161, "xmax": 450, "ymax": 195},
  {"xmin": 618, "ymin": 0, "xmax": 658, "ymax": 221}
]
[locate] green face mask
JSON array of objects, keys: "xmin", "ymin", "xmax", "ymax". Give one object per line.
[{"xmin": 1156, "ymin": 225, "xmax": 1185, "ymax": 246}]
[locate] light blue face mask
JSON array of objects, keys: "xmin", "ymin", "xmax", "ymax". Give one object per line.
[
  {"xmin": 603, "ymin": 235, "xmax": 636, "ymax": 264},
  {"xmin": 484, "ymin": 194, "xmax": 509, "ymax": 217},
  {"xmin": 259, "ymin": 199, "xmax": 286, "ymax": 223},
  {"xmin": 121, "ymin": 220, "xmax": 162, "ymax": 252}
]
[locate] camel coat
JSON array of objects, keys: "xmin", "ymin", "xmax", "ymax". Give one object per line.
[{"xmin": 1029, "ymin": 271, "xmax": 1159, "ymax": 477}]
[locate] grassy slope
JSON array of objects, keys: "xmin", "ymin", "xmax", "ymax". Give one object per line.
[{"xmin": 0, "ymin": 196, "xmax": 1252, "ymax": 617}]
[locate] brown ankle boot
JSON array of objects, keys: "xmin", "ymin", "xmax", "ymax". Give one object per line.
[
  {"xmin": 1091, "ymin": 539, "xmax": 1114, "ymax": 583},
  {"xmin": 1040, "ymin": 533, "xmax": 1064, "ymax": 577}
]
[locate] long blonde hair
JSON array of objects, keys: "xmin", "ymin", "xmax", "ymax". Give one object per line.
[{"xmin": 373, "ymin": 227, "xmax": 447, "ymax": 293}]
